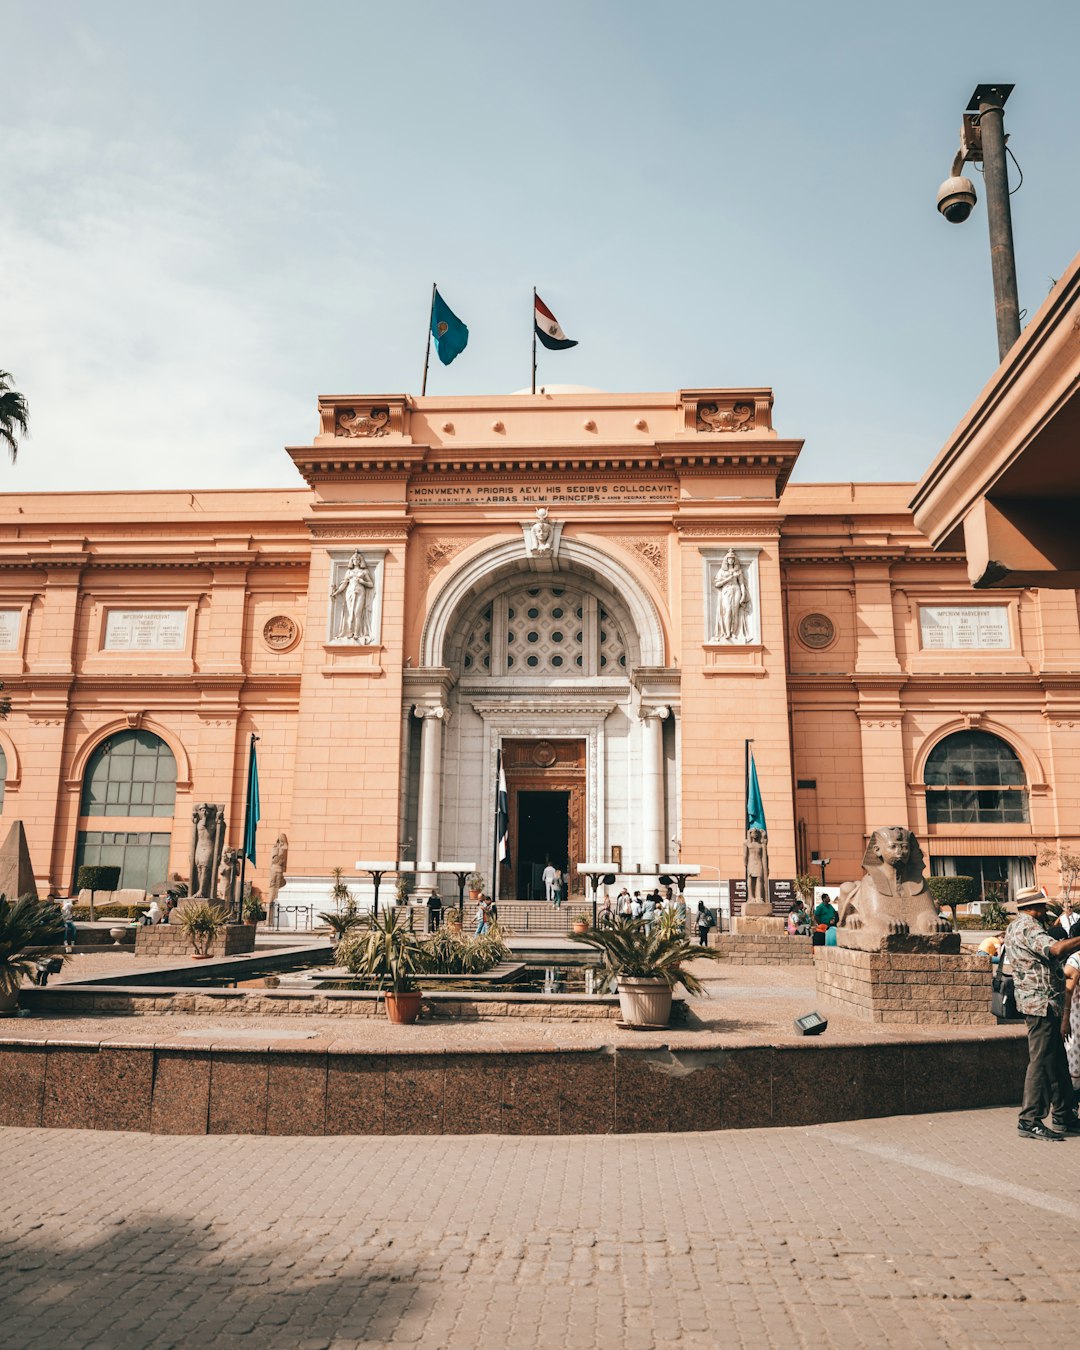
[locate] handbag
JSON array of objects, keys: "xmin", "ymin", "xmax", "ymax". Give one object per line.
[{"xmin": 991, "ymin": 946, "xmax": 1020, "ymax": 1020}]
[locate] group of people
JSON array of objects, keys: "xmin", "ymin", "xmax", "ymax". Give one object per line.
[
  {"xmin": 986, "ymin": 889, "xmax": 1080, "ymax": 1142},
  {"xmin": 781, "ymin": 893, "xmax": 841, "ymax": 942},
  {"xmin": 541, "ymin": 863, "xmax": 568, "ymax": 906},
  {"xmin": 54, "ymin": 892, "xmax": 178, "ymax": 953},
  {"xmin": 595, "ymin": 887, "xmax": 692, "ymax": 934}
]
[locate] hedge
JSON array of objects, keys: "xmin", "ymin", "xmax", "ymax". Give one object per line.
[{"xmin": 927, "ymin": 875, "xmax": 977, "ymax": 908}]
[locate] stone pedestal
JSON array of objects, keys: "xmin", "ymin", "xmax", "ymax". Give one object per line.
[
  {"xmin": 814, "ymin": 945, "xmax": 995, "ymax": 1025},
  {"xmin": 709, "ymin": 932, "xmax": 813, "ymax": 965},
  {"xmin": 730, "ymin": 915, "xmax": 786, "ymax": 935},
  {"xmin": 135, "ymin": 923, "xmax": 257, "ymax": 959},
  {"xmin": 741, "ymin": 901, "xmax": 772, "ymax": 918}
]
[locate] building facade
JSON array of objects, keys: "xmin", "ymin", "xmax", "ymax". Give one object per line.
[{"xmin": 2, "ymin": 385, "xmax": 1077, "ymax": 909}]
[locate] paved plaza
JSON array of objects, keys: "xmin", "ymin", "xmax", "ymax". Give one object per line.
[{"xmin": 1, "ymin": 1107, "xmax": 1077, "ymax": 1349}]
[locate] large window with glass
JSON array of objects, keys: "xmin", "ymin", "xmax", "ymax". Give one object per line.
[
  {"xmin": 924, "ymin": 731, "xmax": 1029, "ymax": 824},
  {"xmin": 81, "ymin": 731, "xmax": 176, "ymax": 817},
  {"xmin": 77, "ymin": 730, "xmax": 177, "ymax": 891}
]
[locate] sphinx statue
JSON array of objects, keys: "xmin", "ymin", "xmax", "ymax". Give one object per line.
[{"xmin": 836, "ymin": 826, "xmax": 959, "ymax": 952}]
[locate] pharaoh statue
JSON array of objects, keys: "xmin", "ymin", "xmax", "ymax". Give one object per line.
[
  {"xmin": 836, "ymin": 827, "xmax": 959, "ymax": 952},
  {"xmin": 218, "ymin": 846, "xmax": 240, "ymax": 918},
  {"xmin": 267, "ymin": 833, "xmax": 288, "ymax": 907},
  {"xmin": 185, "ymin": 803, "xmax": 225, "ymax": 905},
  {"xmin": 744, "ymin": 828, "xmax": 770, "ymax": 909},
  {"xmin": 713, "ymin": 549, "xmax": 752, "ymax": 643},
  {"xmin": 331, "ymin": 551, "xmax": 375, "ymax": 643}
]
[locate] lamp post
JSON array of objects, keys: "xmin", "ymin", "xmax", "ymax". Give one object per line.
[
  {"xmin": 816, "ymin": 857, "xmax": 831, "ymax": 889},
  {"xmin": 576, "ymin": 864, "xmax": 617, "ymax": 927},
  {"xmin": 434, "ymin": 860, "xmax": 478, "ymax": 916},
  {"xmin": 354, "ymin": 860, "xmax": 406, "ymax": 918},
  {"xmin": 935, "ymin": 83, "xmax": 1021, "ymax": 362}
]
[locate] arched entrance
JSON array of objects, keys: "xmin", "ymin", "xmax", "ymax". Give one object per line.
[{"xmin": 404, "ymin": 537, "xmax": 676, "ymax": 899}]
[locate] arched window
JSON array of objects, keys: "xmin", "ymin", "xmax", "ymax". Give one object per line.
[
  {"xmin": 924, "ymin": 731, "xmax": 1028, "ymax": 824},
  {"xmin": 76, "ymin": 731, "xmax": 176, "ymax": 891},
  {"xmin": 81, "ymin": 731, "xmax": 176, "ymax": 817}
]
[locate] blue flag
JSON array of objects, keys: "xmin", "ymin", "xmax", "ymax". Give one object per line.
[
  {"xmin": 244, "ymin": 741, "xmax": 261, "ymax": 865},
  {"xmin": 496, "ymin": 753, "xmax": 511, "ymax": 868},
  {"xmin": 431, "ymin": 289, "xmax": 469, "ymax": 366},
  {"xmin": 746, "ymin": 751, "xmax": 766, "ymax": 833}
]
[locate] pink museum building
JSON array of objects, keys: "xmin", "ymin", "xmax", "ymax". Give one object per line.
[{"xmin": 1, "ymin": 384, "xmax": 1077, "ymax": 909}]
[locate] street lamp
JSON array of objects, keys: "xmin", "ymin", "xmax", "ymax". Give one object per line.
[
  {"xmin": 815, "ymin": 857, "xmax": 831, "ymax": 889},
  {"xmin": 935, "ymin": 83, "xmax": 1021, "ymax": 362},
  {"xmin": 576, "ymin": 864, "xmax": 617, "ymax": 927}
]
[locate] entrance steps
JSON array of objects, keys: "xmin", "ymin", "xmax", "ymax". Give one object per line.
[{"xmin": 488, "ymin": 900, "xmax": 589, "ymax": 937}]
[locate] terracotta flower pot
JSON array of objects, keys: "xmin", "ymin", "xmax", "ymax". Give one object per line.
[
  {"xmin": 0, "ymin": 968, "xmax": 20, "ymax": 1016},
  {"xmin": 616, "ymin": 976, "xmax": 672, "ymax": 1028},
  {"xmin": 572, "ymin": 920, "xmax": 588, "ymax": 935},
  {"xmin": 385, "ymin": 990, "xmax": 422, "ymax": 1024},
  {"xmin": 190, "ymin": 953, "xmax": 213, "ymax": 961}
]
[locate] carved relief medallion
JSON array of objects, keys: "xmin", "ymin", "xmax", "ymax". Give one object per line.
[
  {"xmin": 796, "ymin": 613, "xmax": 836, "ymax": 650},
  {"xmin": 263, "ymin": 615, "xmax": 300, "ymax": 652},
  {"xmin": 532, "ymin": 740, "xmax": 558, "ymax": 767}
]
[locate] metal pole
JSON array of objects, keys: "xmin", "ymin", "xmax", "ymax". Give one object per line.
[
  {"xmin": 237, "ymin": 732, "xmax": 258, "ymax": 924},
  {"xmin": 531, "ymin": 287, "xmax": 537, "ymax": 395},
  {"xmin": 421, "ymin": 282, "xmax": 436, "ymax": 396},
  {"xmin": 978, "ymin": 95, "xmax": 1021, "ymax": 361},
  {"xmin": 371, "ymin": 869, "xmax": 382, "ymax": 919}
]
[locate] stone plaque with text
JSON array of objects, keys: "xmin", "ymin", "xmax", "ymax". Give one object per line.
[
  {"xmin": 918, "ymin": 605, "xmax": 1010, "ymax": 650},
  {"xmin": 0, "ymin": 610, "xmax": 20, "ymax": 652},
  {"xmin": 104, "ymin": 609, "xmax": 188, "ymax": 651}
]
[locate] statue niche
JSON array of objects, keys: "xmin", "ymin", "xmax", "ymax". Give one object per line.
[
  {"xmin": 712, "ymin": 549, "xmax": 753, "ymax": 643},
  {"xmin": 836, "ymin": 827, "xmax": 959, "ymax": 952}
]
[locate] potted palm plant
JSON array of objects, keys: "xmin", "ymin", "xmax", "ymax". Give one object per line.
[
  {"xmin": 347, "ymin": 907, "xmax": 426, "ymax": 1023},
  {"xmin": 573, "ymin": 910, "xmax": 721, "ymax": 1028},
  {"xmin": 319, "ymin": 867, "xmax": 361, "ymax": 945},
  {"xmin": 179, "ymin": 901, "xmax": 227, "ymax": 959},
  {"xmin": 0, "ymin": 893, "xmax": 65, "ymax": 1015}
]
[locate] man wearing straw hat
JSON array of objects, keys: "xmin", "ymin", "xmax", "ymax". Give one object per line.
[{"xmin": 1007, "ymin": 886, "xmax": 1080, "ymax": 1141}]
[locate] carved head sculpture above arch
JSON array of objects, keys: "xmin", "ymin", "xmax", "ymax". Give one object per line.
[{"xmin": 419, "ymin": 536, "xmax": 668, "ymax": 672}]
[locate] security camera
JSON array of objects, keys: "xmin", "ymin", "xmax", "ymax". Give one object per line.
[{"xmin": 936, "ymin": 175, "xmax": 977, "ymax": 223}]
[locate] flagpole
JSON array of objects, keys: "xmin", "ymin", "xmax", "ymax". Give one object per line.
[
  {"xmin": 743, "ymin": 739, "xmax": 751, "ymax": 915},
  {"xmin": 421, "ymin": 282, "xmax": 436, "ymax": 396},
  {"xmin": 238, "ymin": 732, "xmax": 259, "ymax": 925},
  {"xmin": 531, "ymin": 286, "xmax": 537, "ymax": 395},
  {"xmin": 492, "ymin": 748, "xmax": 502, "ymax": 904}
]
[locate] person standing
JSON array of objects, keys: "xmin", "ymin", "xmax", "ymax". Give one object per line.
[
  {"xmin": 60, "ymin": 896, "xmax": 76, "ymax": 953},
  {"xmin": 695, "ymin": 900, "xmax": 715, "ymax": 948},
  {"xmin": 814, "ymin": 893, "xmax": 838, "ymax": 928},
  {"xmin": 542, "ymin": 862, "xmax": 558, "ymax": 903},
  {"xmin": 1008, "ymin": 887, "xmax": 1080, "ymax": 1141},
  {"xmin": 427, "ymin": 890, "xmax": 443, "ymax": 932},
  {"xmin": 553, "ymin": 868, "xmax": 564, "ymax": 909}
]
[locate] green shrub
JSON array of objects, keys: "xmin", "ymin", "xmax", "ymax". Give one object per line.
[
  {"xmin": 70, "ymin": 904, "xmax": 144, "ymax": 921},
  {"xmin": 927, "ymin": 875, "xmax": 976, "ymax": 915},
  {"xmin": 337, "ymin": 918, "xmax": 509, "ymax": 980}
]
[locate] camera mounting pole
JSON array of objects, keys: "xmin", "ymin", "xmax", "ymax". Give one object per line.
[{"xmin": 970, "ymin": 84, "xmax": 1021, "ymax": 361}]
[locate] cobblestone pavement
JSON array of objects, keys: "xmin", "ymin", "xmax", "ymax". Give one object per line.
[{"xmin": 2, "ymin": 1108, "xmax": 1078, "ymax": 1348}]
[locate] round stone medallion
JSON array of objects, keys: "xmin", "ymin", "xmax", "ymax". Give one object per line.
[
  {"xmin": 263, "ymin": 615, "xmax": 300, "ymax": 652},
  {"xmin": 797, "ymin": 612, "xmax": 836, "ymax": 650},
  {"xmin": 532, "ymin": 740, "xmax": 558, "ymax": 767}
]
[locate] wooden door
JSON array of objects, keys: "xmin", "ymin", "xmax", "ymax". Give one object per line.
[{"xmin": 501, "ymin": 738, "xmax": 586, "ymax": 899}]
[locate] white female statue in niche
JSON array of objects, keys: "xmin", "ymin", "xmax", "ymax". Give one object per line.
[
  {"xmin": 331, "ymin": 551, "xmax": 376, "ymax": 643},
  {"xmin": 713, "ymin": 549, "xmax": 752, "ymax": 643}
]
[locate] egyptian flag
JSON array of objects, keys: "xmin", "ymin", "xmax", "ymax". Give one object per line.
[
  {"xmin": 534, "ymin": 293, "xmax": 578, "ymax": 351},
  {"xmin": 496, "ymin": 752, "xmax": 511, "ymax": 866}
]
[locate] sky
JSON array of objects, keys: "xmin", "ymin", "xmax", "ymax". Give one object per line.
[{"xmin": 2, "ymin": 0, "xmax": 1079, "ymax": 493}]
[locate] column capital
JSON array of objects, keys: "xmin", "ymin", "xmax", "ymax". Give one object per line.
[
  {"xmin": 640, "ymin": 704, "xmax": 671, "ymax": 722},
  {"xmin": 414, "ymin": 702, "xmax": 451, "ymax": 723}
]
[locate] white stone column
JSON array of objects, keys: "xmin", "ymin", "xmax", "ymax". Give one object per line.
[
  {"xmin": 640, "ymin": 706, "xmax": 670, "ymax": 868},
  {"xmin": 415, "ymin": 705, "xmax": 449, "ymax": 888}
]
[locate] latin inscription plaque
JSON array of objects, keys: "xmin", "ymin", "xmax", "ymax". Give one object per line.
[
  {"xmin": 918, "ymin": 606, "xmax": 1010, "ymax": 650},
  {"xmin": 104, "ymin": 609, "xmax": 188, "ymax": 651},
  {"xmin": 0, "ymin": 610, "xmax": 20, "ymax": 651}
]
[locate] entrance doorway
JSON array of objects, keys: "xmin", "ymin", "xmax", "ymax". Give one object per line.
[
  {"xmin": 500, "ymin": 737, "xmax": 586, "ymax": 899},
  {"xmin": 516, "ymin": 790, "xmax": 569, "ymax": 900}
]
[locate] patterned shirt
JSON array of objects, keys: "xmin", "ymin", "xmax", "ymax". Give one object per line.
[{"xmin": 1006, "ymin": 913, "xmax": 1064, "ymax": 1017}]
